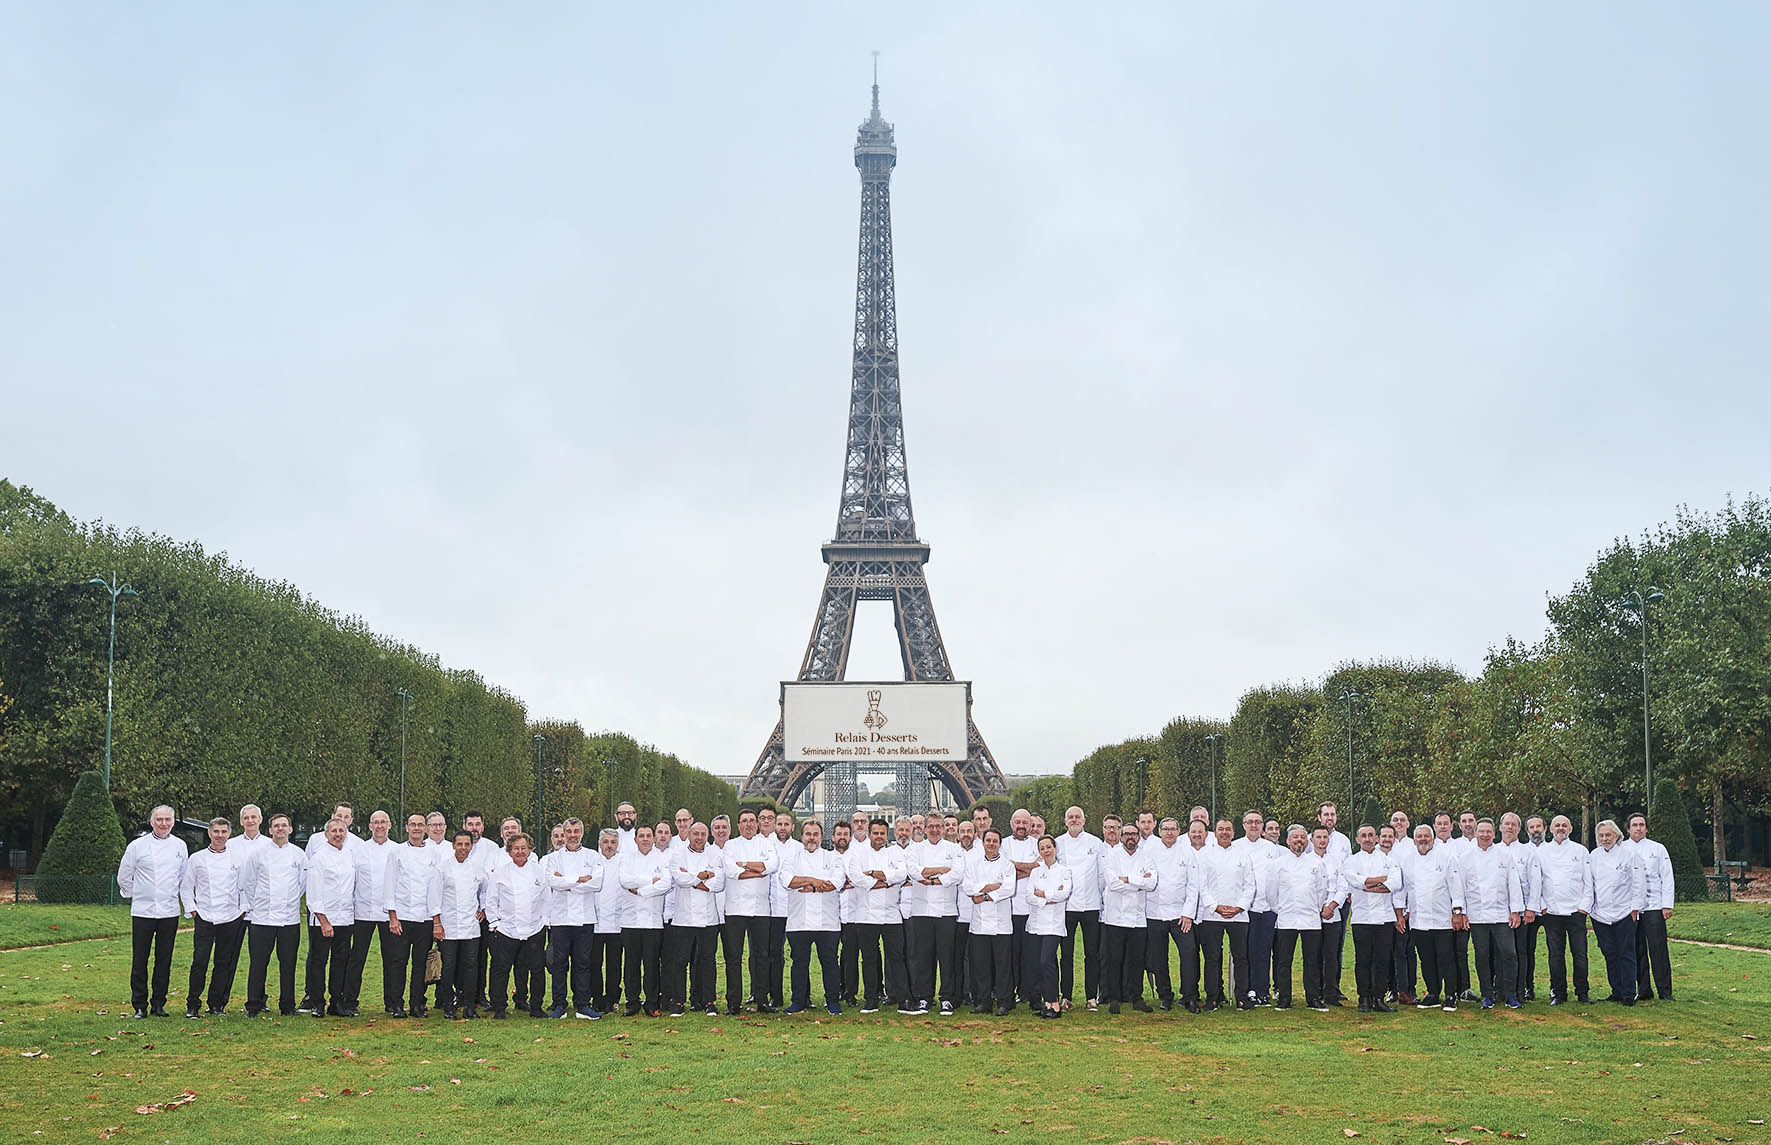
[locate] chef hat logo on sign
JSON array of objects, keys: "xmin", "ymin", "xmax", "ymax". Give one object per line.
[{"xmin": 863, "ymin": 689, "xmax": 889, "ymax": 730}]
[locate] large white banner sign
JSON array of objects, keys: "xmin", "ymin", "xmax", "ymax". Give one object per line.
[{"xmin": 782, "ymin": 682, "xmax": 969, "ymax": 763}]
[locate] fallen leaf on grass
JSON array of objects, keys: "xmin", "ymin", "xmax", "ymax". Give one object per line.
[
  {"xmin": 448, "ymin": 1079, "xmax": 461, "ymax": 1085},
  {"xmin": 721, "ymin": 1097, "xmax": 747, "ymax": 1104},
  {"xmin": 409, "ymin": 1085, "xmax": 432, "ymax": 1092},
  {"xmin": 133, "ymin": 1090, "xmax": 197, "ymax": 1115},
  {"xmin": 1343, "ymin": 1132, "xmax": 1360, "ymax": 1138},
  {"xmin": 20, "ymin": 1051, "xmax": 45, "ymax": 1058},
  {"xmin": 1445, "ymin": 1138, "xmax": 1471, "ymax": 1144}
]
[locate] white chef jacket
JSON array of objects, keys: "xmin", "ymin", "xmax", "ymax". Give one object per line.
[
  {"xmin": 305, "ymin": 840, "xmax": 357, "ymax": 928},
  {"xmin": 961, "ymin": 852, "xmax": 1017, "ymax": 936},
  {"xmin": 1501, "ymin": 839, "xmax": 1538, "ymax": 910},
  {"xmin": 1395, "ymin": 844, "xmax": 1453, "ymax": 928},
  {"xmin": 468, "ymin": 835, "xmax": 503, "ymax": 875},
  {"xmin": 669, "ymin": 843, "xmax": 726, "ymax": 927},
  {"xmin": 846, "ymin": 841, "xmax": 908, "ymax": 926},
  {"xmin": 1341, "ymin": 847, "xmax": 1403, "ymax": 926},
  {"xmin": 767, "ymin": 833, "xmax": 794, "ymax": 920},
  {"xmin": 437, "ymin": 855, "xmax": 485, "ymax": 940},
  {"xmin": 385, "ymin": 842, "xmax": 441, "ymax": 923},
  {"xmin": 953, "ymin": 844, "xmax": 977, "ymax": 925},
  {"xmin": 542, "ymin": 844, "xmax": 601, "ymax": 927},
  {"xmin": 615, "ymin": 826, "xmax": 637, "ymax": 855},
  {"xmin": 485, "ymin": 857, "xmax": 548, "ymax": 941},
  {"xmin": 619, "ymin": 849, "xmax": 673, "ymax": 928},
  {"xmin": 721, "ymin": 833, "xmax": 779, "ymax": 917},
  {"xmin": 778, "ymin": 844, "xmax": 845, "ymax": 933},
  {"xmin": 1628, "ymin": 837, "xmax": 1675, "ymax": 911},
  {"xmin": 1195, "ymin": 842, "xmax": 1255, "ymax": 924},
  {"xmin": 1231, "ymin": 836, "xmax": 1284, "ymax": 913},
  {"xmin": 1323, "ymin": 829, "xmax": 1354, "ymax": 865},
  {"xmin": 592, "ymin": 853, "xmax": 625, "ymax": 935},
  {"xmin": 1003, "ymin": 834, "xmax": 1038, "ymax": 916},
  {"xmin": 224, "ymin": 832, "xmax": 271, "ymax": 922},
  {"xmin": 1055, "ymin": 831, "xmax": 1106, "ymax": 912},
  {"xmin": 833, "ymin": 846, "xmax": 860, "ymax": 925},
  {"xmin": 117, "ymin": 833, "xmax": 187, "ymax": 918},
  {"xmin": 895, "ymin": 843, "xmax": 916, "ymax": 921},
  {"xmin": 1026, "ymin": 862, "xmax": 1073, "ymax": 937},
  {"xmin": 1269, "ymin": 850, "xmax": 1329, "ymax": 931},
  {"xmin": 1314, "ymin": 848, "xmax": 1345, "ymax": 923},
  {"xmin": 1589, "ymin": 842, "xmax": 1646, "ymax": 925},
  {"xmin": 1146, "ymin": 839, "xmax": 1201, "ymax": 923},
  {"xmin": 307, "ymin": 830, "xmax": 362, "ymax": 856},
  {"xmin": 242, "ymin": 840, "xmax": 306, "ymax": 927},
  {"xmin": 1455, "ymin": 843, "xmax": 1525, "ymax": 925},
  {"xmin": 1099, "ymin": 844, "xmax": 1157, "ymax": 929},
  {"xmin": 352, "ymin": 837, "xmax": 399, "ymax": 923},
  {"xmin": 907, "ymin": 838, "xmax": 965, "ymax": 917},
  {"xmin": 180, "ymin": 846, "xmax": 244, "ymax": 923},
  {"xmin": 1533, "ymin": 838, "xmax": 1594, "ymax": 916}
]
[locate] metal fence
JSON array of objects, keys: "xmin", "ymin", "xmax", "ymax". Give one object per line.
[{"xmin": 12, "ymin": 875, "xmax": 121, "ymax": 905}]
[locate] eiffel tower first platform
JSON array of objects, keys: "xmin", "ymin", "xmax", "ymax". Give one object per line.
[{"xmin": 739, "ymin": 76, "xmax": 1009, "ymax": 818}]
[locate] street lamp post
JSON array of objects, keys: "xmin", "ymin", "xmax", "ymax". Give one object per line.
[
  {"xmin": 394, "ymin": 687, "xmax": 415, "ymax": 822},
  {"xmin": 1133, "ymin": 756, "xmax": 1150, "ymax": 811},
  {"xmin": 532, "ymin": 734, "xmax": 548, "ymax": 836},
  {"xmin": 1339, "ymin": 689, "xmax": 1363, "ymax": 809},
  {"xmin": 1620, "ymin": 587, "xmax": 1665, "ymax": 812},
  {"xmin": 1202, "ymin": 733, "xmax": 1223, "ymax": 822},
  {"xmin": 87, "ymin": 575, "xmax": 140, "ymax": 790},
  {"xmin": 603, "ymin": 757, "xmax": 618, "ymax": 828}
]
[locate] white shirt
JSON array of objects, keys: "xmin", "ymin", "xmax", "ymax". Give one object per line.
[
  {"xmin": 1269, "ymin": 850, "xmax": 1329, "ymax": 931},
  {"xmin": 541, "ymin": 845, "xmax": 601, "ymax": 928},
  {"xmin": 1003, "ymin": 835, "xmax": 1039, "ymax": 916},
  {"xmin": 1055, "ymin": 831, "xmax": 1106, "ymax": 912},
  {"xmin": 1099, "ymin": 844, "xmax": 1157, "ymax": 929},
  {"xmin": 618, "ymin": 849, "xmax": 673, "ymax": 928},
  {"xmin": 592, "ymin": 852, "xmax": 626, "ymax": 935},
  {"xmin": 846, "ymin": 841, "xmax": 908, "ymax": 926},
  {"xmin": 224, "ymin": 832, "xmax": 272, "ymax": 922},
  {"xmin": 180, "ymin": 846, "xmax": 244, "ymax": 923},
  {"xmin": 722, "ymin": 833, "xmax": 779, "ymax": 917},
  {"xmin": 437, "ymin": 855, "xmax": 486, "ymax": 940},
  {"xmin": 778, "ymin": 844, "xmax": 845, "ymax": 933},
  {"xmin": 1231, "ymin": 836, "xmax": 1284, "ymax": 913},
  {"xmin": 953, "ymin": 844, "xmax": 977, "ymax": 925},
  {"xmin": 1589, "ymin": 842, "xmax": 1647, "ymax": 925},
  {"xmin": 895, "ymin": 843, "xmax": 916, "ymax": 921},
  {"xmin": 833, "ymin": 846, "xmax": 860, "ymax": 925},
  {"xmin": 1196, "ymin": 842, "xmax": 1256, "ymax": 924},
  {"xmin": 1628, "ymin": 837, "xmax": 1675, "ymax": 911},
  {"xmin": 1322, "ymin": 829, "xmax": 1354, "ymax": 866},
  {"xmin": 485, "ymin": 857, "xmax": 549, "ymax": 941},
  {"xmin": 766, "ymin": 833, "xmax": 795, "ymax": 919},
  {"xmin": 669, "ymin": 844, "xmax": 726, "ymax": 928},
  {"xmin": 1026, "ymin": 862, "xmax": 1073, "ymax": 937},
  {"xmin": 960, "ymin": 851, "xmax": 1017, "ymax": 936},
  {"xmin": 1341, "ymin": 847, "xmax": 1403, "ymax": 927},
  {"xmin": 1146, "ymin": 839, "xmax": 1201, "ymax": 923},
  {"xmin": 385, "ymin": 842, "xmax": 441, "ymax": 922},
  {"xmin": 352, "ymin": 837, "xmax": 399, "ymax": 923},
  {"xmin": 305, "ymin": 841, "xmax": 357, "ymax": 928},
  {"xmin": 242, "ymin": 840, "xmax": 306, "ymax": 927},
  {"xmin": 615, "ymin": 826, "xmax": 637, "ymax": 855},
  {"xmin": 1313, "ymin": 848, "xmax": 1345, "ymax": 922},
  {"xmin": 907, "ymin": 838, "xmax": 966, "ymax": 918},
  {"xmin": 1401, "ymin": 844, "xmax": 1463, "ymax": 930},
  {"xmin": 307, "ymin": 830, "xmax": 363, "ymax": 857},
  {"xmin": 1533, "ymin": 838, "xmax": 1594, "ymax": 916},
  {"xmin": 117, "ymin": 833, "xmax": 187, "ymax": 918},
  {"xmin": 1455, "ymin": 843, "xmax": 1525, "ymax": 925}
]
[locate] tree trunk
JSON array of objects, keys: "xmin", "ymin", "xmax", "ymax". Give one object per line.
[
  {"xmin": 1711, "ymin": 777, "xmax": 1727, "ymax": 872},
  {"xmin": 1581, "ymin": 799, "xmax": 1592, "ymax": 849},
  {"xmin": 28, "ymin": 801, "xmax": 48, "ymax": 869}
]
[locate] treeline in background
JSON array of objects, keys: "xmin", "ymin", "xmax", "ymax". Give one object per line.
[
  {"xmin": 0, "ymin": 480, "xmax": 735, "ymax": 864},
  {"xmin": 1011, "ymin": 495, "xmax": 1771, "ymax": 875}
]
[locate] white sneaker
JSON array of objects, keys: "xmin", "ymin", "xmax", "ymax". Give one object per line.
[
  {"xmin": 938, "ymin": 1001, "xmax": 953, "ymax": 1015},
  {"xmin": 1085, "ymin": 999, "xmax": 1098, "ymax": 1012}
]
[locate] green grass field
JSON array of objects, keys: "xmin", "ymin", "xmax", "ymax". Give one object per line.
[
  {"xmin": 1667, "ymin": 900, "xmax": 1771, "ymax": 949},
  {"xmin": 2, "ymin": 907, "xmax": 1767, "ymax": 1145}
]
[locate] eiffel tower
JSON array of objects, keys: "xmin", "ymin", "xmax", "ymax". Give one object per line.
[{"xmin": 740, "ymin": 73, "xmax": 1008, "ymax": 817}]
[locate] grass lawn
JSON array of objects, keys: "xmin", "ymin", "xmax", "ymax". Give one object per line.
[
  {"xmin": 0, "ymin": 910, "xmax": 1766, "ymax": 1145},
  {"xmin": 1667, "ymin": 900, "xmax": 1771, "ymax": 949},
  {"xmin": 0, "ymin": 904, "xmax": 134, "ymax": 949}
]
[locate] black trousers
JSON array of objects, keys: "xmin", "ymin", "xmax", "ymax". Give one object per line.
[
  {"xmin": 130, "ymin": 916, "xmax": 179, "ymax": 1011},
  {"xmin": 595, "ymin": 931, "xmax": 623, "ymax": 1011},
  {"xmin": 1352, "ymin": 923, "xmax": 1394, "ymax": 1002},
  {"xmin": 953, "ymin": 921, "xmax": 971, "ymax": 1002},
  {"xmin": 623, "ymin": 928, "xmax": 663, "ymax": 1012},
  {"xmin": 721, "ymin": 915, "xmax": 769, "ymax": 1010},
  {"xmin": 1391, "ymin": 924, "xmax": 1416, "ymax": 995},
  {"xmin": 1061, "ymin": 909, "xmax": 1101, "ymax": 1002},
  {"xmin": 439, "ymin": 936, "xmax": 479, "ymax": 1011},
  {"xmin": 1415, "ymin": 929, "xmax": 1453, "ymax": 999},
  {"xmin": 1471, "ymin": 922, "xmax": 1517, "ymax": 1002},
  {"xmin": 246, "ymin": 922, "xmax": 300, "ymax": 1013},
  {"xmin": 1101, "ymin": 923, "xmax": 1146, "ymax": 1004},
  {"xmin": 304, "ymin": 923, "xmax": 352, "ymax": 1010},
  {"xmin": 476, "ymin": 919, "xmax": 492, "ymax": 1003},
  {"xmin": 385, "ymin": 915, "xmax": 434, "ymax": 1012},
  {"xmin": 342, "ymin": 919, "xmax": 384, "ymax": 1009},
  {"xmin": 1519, "ymin": 915, "xmax": 1540, "ymax": 996},
  {"xmin": 186, "ymin": 914, "xmax": 245, "ymax": 1011},
  {"xmin": 489, "ymin": 930, "xmax": 547, "ymax": 1015},
  {"xmin": 1247, "ymin": 910, "xmax": 1278, "ymax": 1000},
  {"xmin": 850, "ymin": 922, "xmax": 907, "ymax": 1007},
  {"xmin": 765, "ymin": 916, "xmax": 788, "ymax": 1007},
  {"xmin": 1636, "ymin": 910, "xmax": 1672, "ymax": 999},
  {"xmin": 1146, "ymin": 919, "xmax": 1195, "ymax": 1004},
  {"xmin": 908, "ymin": 915, "xmax": 958, "ymax": 1004},
  {"xmin": 665, "ymin": 923, "xmax": 718, "ymax": 1009},
  {"xmin": 1034, "ymin": 933, "xmax": 1062, "ymax": 1005},
  {"xmin": 1541, "ymin": 912, "xmax": 1590, "ymax": 1001},
  {"xmin": 968, "ymin": 930, "xmax": 1013, "ymax": 1004},
  {"xmin": 1593, "ymin": 916, "xmax": 1638, "ymax": 1002},
  {"xmin": 788, "ymin": 930, "xmax": 841, "ymax": 1009},
  {"xmin": 1273, "ymin": 928, "xmax": 1323, "ymax": 1006},
  {"xmin": 839, "ymin": 922, "xmax": 861, "ymax": 1003},
  {"xmin": 1197, "ymin": 920, "xmax": 1249, "ymax": 1005},
  {"xmin": 1010, "ymin": 914, "xmax": 1030, "ymax": 1000},
  {"xmin": 547, "ymin": 923, "xmax": 595, "ymax": 1011},
  {"xmin": 1452, "ymin": 926, "xmax": 1473, "ymax": 995},
  {"xmin": 900, "ymin": 912, "xmax": 918, "ymax": 1001},
  {"xmin": 1317, "ymin": 917, "xmax": 1345, "ymax": 1002}
]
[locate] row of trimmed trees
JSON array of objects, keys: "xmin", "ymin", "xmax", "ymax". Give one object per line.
[{"xmin": 0, "ymin": 480, "xmax": 732, "ymax": 863}]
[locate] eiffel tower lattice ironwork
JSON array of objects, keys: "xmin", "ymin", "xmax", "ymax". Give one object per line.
[{"xmin": 740, "ymin": 75, "xmax": 1008, "ymax": 817}]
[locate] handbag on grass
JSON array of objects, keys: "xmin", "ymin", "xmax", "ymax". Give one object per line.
[{"xmin": 425, "ymin": 946, "xmax": 442, "ymax": 984}]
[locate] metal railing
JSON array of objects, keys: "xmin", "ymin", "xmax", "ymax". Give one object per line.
[{"xmin": 12, "ymin": 875, "xmax": 121, "ymax": 905}]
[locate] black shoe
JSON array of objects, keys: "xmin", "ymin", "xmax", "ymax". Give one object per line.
[
  {"xmin": 1576, "ymin": 995, "xmax": 1591, "ymax": 1005},
  {"xmin": 149, "ymin": 1005, "xmax": 168, "ymax": 1017},
  {"xmin": 971, "ymin": 1004, "xmax": 991, "ymax": 1014},
  {"xmin": 463, "ymin": 1006, "xmax": 479, "ymax": 1019},
  {"xmin": 1202, "ymin": 1000, "xmax": 1221, "ymax": 1012},
  {"xmin": 130, "ymin": 1007, "xmax": 148, "ymax": 1019},
  {"xmin": 624, "ymin": 1006, "xmax": 643, "ymax": 1017},
  {"xmin": 411, "ymin": 1004, "xmax": 428, "ymax": 1018},
  {"xmin": 1236, "ymin": 999, "xmax": 1256, "ymax": 1011},
  {"xmin": 757, "ymin": 1003, "xmax": 778, "ymax": 1014},
  {"xmin": 1132, "ymin": 1000, "xmax": 1153, "ymax": 1013},
  {"xmin": 1357, "ymin": 999, "xmax": 1371, "ymax": 1012},
  {"xmin": 389, "ymin": 1006, "xmax": 408, "ymax": 1018},
  {"xmin": 1185, "ymin": 1001, "xmax": 1202, "ymax": 1014},
  {"xmin": 1661, "ymin": 993, "xmax": 1674, "ymax": 1001},
  {"xmin": 727, "ymin": 1005, "xmax": 743, "ymax": 1016},
  {"xmin": 477, "ymin": 995, "xmax": 492, "ymax": 1009},
  {"xmin": 1372, "ymin": 999, "xmax": 1395, "ymax": 1013},
  {"xmin": 1548, "ymin": 995, "xmax": 1564, "ymax": 1006},
  {"xmin": 443, "ymin": 1008, "xmax": 458, "ymax": 1019},
  {"xmin": 1157, "ymin": 999, "xmax": 1173, "ymax": 1011},
  {"xmin": 1108, "ymin": 1002, "xmax": 1121, "ymax": 1014},
  {"xmin": 492, "ymin": 1010, "xmax": 507, "ymax": 1019},
  {"xmin": 994, "ymin": 1003, "xmax": 1012, "ymax": 1017},
  {"xmin": 186, "ymin": 1005, "xmax": 202, "ymax": 1019},
  {"xmin": 339, "ymin": 1006, "xmax": 360, "ymax": 1018}
]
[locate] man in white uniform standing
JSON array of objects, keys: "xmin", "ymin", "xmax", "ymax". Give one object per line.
[
  {"xmin": 117, "ymin": 805, "xmax": 188, "ymax": 1019},
  {"xmin": 1626, "ymin": 812, "xmax": 1676, "ymax": 1002},
  {"xmin": 1055, "ymin": 806, "xmax": 1104, "ymax": 1012},
  {"xmin": 180, "ymin": 817, "xmax": 245, "ymax": 1017}
]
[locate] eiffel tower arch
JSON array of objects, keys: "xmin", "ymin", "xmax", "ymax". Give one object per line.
[{"xmin": 740, "ymin": 76, "xmax": 1009, "ymax": 818}]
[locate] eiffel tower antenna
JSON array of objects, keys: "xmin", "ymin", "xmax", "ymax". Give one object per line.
[{"xmin": 741, "ymin": 77, "xmax": 1008, "ymax": 817}]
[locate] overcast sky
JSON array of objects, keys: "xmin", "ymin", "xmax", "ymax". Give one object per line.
[{"xmin": 5, "ymin": 4, "xmax": 1767, "ymax": 780}]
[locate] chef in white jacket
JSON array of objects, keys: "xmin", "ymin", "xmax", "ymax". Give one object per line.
[
  {"xmin": 1626, "ymin": 812, "xmax": 1676, "ymax": 1002},
  {"xmin": 437, "ymin": 830, "xmax": 488, "ymax": 1017},
  {"xmin": 905, "ymin": 824, "xmax": 966, "ymax": 1014},
  {"xmin": 117, "ymin": 804, "xmax": 188, "ymax": 1019},
  {"xmin": 1055, "ymin": 806, "xmax": 1106, "ymax": 1012},
  {"xmin": 484, "ymin": 832, "xmax": 552, "ymax": 1018},
  {"xmin": 847, "ymin": 818, "xmax": 909, "ymax": 1012},
  {"xmin": 1532, "ymin": 814, "xmax": 1593, "ymax": 1006},
  {"xmin": 1589, "ymin": 819, "xmax": 1647, "ymax": 1005},
  {"xmin": 1099, "ymin": 828, "xmax": 1157, "ymax": 1013},
  {"xmin": 1145, "ymin": 817, "xmax": 1201, "ymax": 1012},
  {"xmin": 1270, "ymin": 825, "xmax": 1333, "ymax": 1011},
  {"xmin": 303, "ymin": 818, "xmax": 359, "ymax": 1016},
  {"xmin": 343, "ymin": 810, "xmax": 398, "ymax": 1017},
  {"xmin": 383, "ymin": 813, "xmax": 441, "ymax": 1017},
  {"xmin": 1310, "ymin": 826, "xmax": 1347, "ymax": 1005},
  {"xmin": 241, "ymin": 813, "xmax": 306, "ymax": 1017},
  {"xmin": 720, "ymin": 809, "xmax": 777, "ymax": 1015},
  {"xmin": 619, "ymin": 825, "xmax": 672, "ymax": 1016},
  {"xmin": 1399, "ymin": 826, "xmax": 1462, "ymax": 1010},
  {"xmin": 1342, "ymin": 824, "xmax": 1404, "ymax": 1012},
  {"xmin": 179, "ymin": 816, "xmax": 244, "ymax": 1017},
  {"xmin": 1026, "ymin": 835, "xmax": 1073, "ymax": 1019},
  {"xmin": 1195, "ymin": 819, "xmax": 1256, "ymax": 1009},
  {"xmin": 962, "ymin": 828, "xmax": 1017, "ymax": 1014},
  {"xmin": 592, "ymin": 828, "xmax": 627, "ymax": 1015},
  {"xmin": 779, "ymin": 819, "xmax": 846, "ymax": 1014},
  {"xmin": 665, "ymin": 821, "xmax": 724, "ymax": 1016},
  {"xmin": 541, "ymin": 817, "xmax": 600, "ymax": 1019},
  {"xmin": 1453, "ymin": 818, "xmax": 1526, "ymax": 1009}
]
